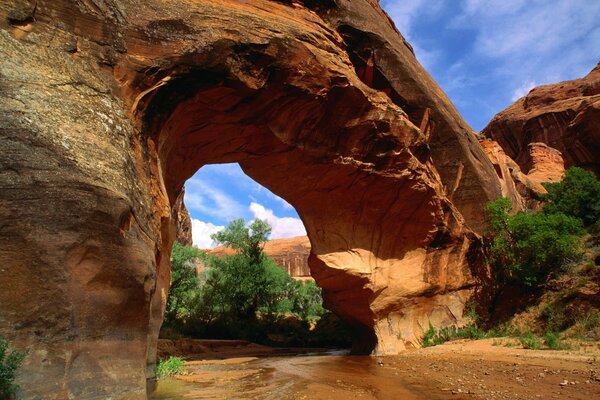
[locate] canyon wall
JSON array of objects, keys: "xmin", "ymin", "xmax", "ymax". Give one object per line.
[
  {"xmin": 209, "ymin": 236, "xmax": 312, "ymax": 279},
  {"xmin": 482, "ymin": 62, "xmax": 600, "ymax": 177},
  {"xmin": 0, "ymin": 0, "xmax": 506, "ymax": 398}
]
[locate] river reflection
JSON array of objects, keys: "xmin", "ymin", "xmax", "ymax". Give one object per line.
[{"xmin": 151, "ymin": 351, "xmax": 445, "ymax": 400}]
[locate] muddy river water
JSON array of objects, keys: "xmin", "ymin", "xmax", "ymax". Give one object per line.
[{"xmin": 150, "ymin": 351, "xmax": 447, "ymax": 400}]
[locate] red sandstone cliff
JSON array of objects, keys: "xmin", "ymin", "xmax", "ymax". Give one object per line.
[
  {"xmin": 0, "ymin": 1, "xmax": 506, "ymax": 398},
  {"xmin": 482, "ymin": 62, "xmax": 600, "ymax": 177},
  {"xmin": 172, "ymin": 187, "xmax": 193, "ymax": 246},
  {"xmin": 208, "ymin": 236, "xmax": 311, "ymax": 278}
]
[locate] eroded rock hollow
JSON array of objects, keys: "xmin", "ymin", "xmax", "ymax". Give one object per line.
[{"xmin": 1, "ymin": 0, "xmax": 504, "ymax": 398}]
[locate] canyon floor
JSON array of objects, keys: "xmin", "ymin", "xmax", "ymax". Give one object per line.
[{"xmin": 152, "ymin": 339, "xmax": 600, "ymax": 400}]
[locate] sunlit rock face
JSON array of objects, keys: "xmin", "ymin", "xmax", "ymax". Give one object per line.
[
  {"xmin": 478, "ymin": 139, "xmax": 547, "ymax": 212},
  {"xmin": 482, "ymin": 62, "xmax": 600, "ymax": 178},
  {"xmin": 209, "ymin": 236, "xmax": 312, "ymax": 279},
  {"xmin": 0, "ymin": 0, "xmax": 502, "ymax": 398}
]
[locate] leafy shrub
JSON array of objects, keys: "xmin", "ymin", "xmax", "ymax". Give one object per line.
[
  {"xmin": 421, "ymin": 323, "xmax": 438, "ymax": 348},
  {"xmin": 485, "ymin": 198, "xmax": 583, "ymax": 286},
  {"xmin": 164, "ymin": 242, "xmax": 203, "ymax": 325},
  {"xmin": 507, "ymin": 211, "xmax": 583, "ymax": 285},
  {"xmin": 421, "ymin": 323, "xmax": 487, "ymax": 347},
  {"xmin": 0, "ymin": 338, "xmax": 26, "ymax": 399},
  {"xmin": 543, "ymin": 331, "xmax": 569, "ymax": 350},
  {"xmin": 157, "ymin": 356, "xmax": 185, "ymax": 378},
  {"xmin": 518, "ymin": 332, "xmax": 541, "ymax": 349},
  {"xmin": 542, "ymin": 167, "xmax": 600, "ymax": 226}
]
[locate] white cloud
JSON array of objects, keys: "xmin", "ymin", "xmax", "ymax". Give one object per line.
[
  {"xmin": 455, "ymin": 0, "xmax": 600, "ymax": 93},
  {"xmin": 249, "ymin": 202, "xmax": 306, "ymax": 239},
  {"xmin": 191, "ymin": 219, "xmax": 224, "ymax": 249},
  {"xmin": 185, "ymin": 179, "xmax": 245, "ymax": 221},
  {"xmin": 511, "ymin": 80, "xmax": 537, "ymax": 101}
]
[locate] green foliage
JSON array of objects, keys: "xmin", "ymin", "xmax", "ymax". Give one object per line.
[
  {"xmin": 163, "ymin": 218, "xmax": 330, "ymax": 346},
  {"xmin": 543, "ymin": 331, "xmax": 569, "ymax": 350},
  {"xmin": 484, "ymin": 168, "xmax": 600, "ymax": 287},
  {"xmin": 518, "ymin": 332, "xmax": 541, "ymax": 349},
  {"xmin": 421, "ymin": 323, "xmax": 438, "ymax": 348},
  {"xmin": 292, "ymin": 280, "xmax": 326, "ymax": 321},
  {"xmin": 211, "ymin": 218, "xmax": 271, "ymax": 264},
  {"xmin": 157, "ymin": 356, "xmax": 185, "ymax": 378},
  {"xmin": 421, "ymin": 322, "xmax": 488, "ymax": 347},
  {"xmin": 506, "ymin": 211, "xmax": 582, "ymax": 285},
  {"xmin": 164, "ymin": 242, "xmax": 203, "ymax": 325},
  {"xmin": 0, "ymin": 338, "xmax": 26, "ymax": 399},
  {"xmin": 542, "ymin": 167, "xmax": 600, "ymax": 226},
  {"xmin": 485, "ymin": 198, "xmax": 583, "ymax": 286}
]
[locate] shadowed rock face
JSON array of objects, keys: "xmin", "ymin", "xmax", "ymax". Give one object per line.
[
  {"xmin": 482, "ymin": 62, "xmax": 600, "ymax": 177},
  {"xmin": 172, "ymin": 188, "xmax": 192, "ymax": 246},
  {"xmin": 0, "ymin": 0, "xmax": 501, "ymax": 398}
]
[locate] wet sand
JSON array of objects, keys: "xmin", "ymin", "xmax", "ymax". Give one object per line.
[{"xmin": 151, "ymin": 339, "xmax": 600, "ymax": 399}]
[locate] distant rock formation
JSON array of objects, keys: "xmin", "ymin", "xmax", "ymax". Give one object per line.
[
  {"xmin": 172, "ymin": 187, "xmax": 193, "ymax": 246},
  {"xmin": 479, "ymin": 139, "xmax": 550, "ymax": 211},
  {"xmin": 482, "ymin": 62, "xmax": 600, "ymax": 177},
  {"xmin": 208, "ymin": 236, "xmax": 311, "ymax": 279}
]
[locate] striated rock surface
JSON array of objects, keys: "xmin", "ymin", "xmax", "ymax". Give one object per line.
[
  {"xmin": 209, "ymin": 236, "xmax": 311, "ymax": 278},
  {"xmin": 172, "ymin": 187, "xmax": 193, "ymax": 246},
  {"xmin": 0, "ymin": 0, "xmax": 502, "ymax": 398},
  {"xmin": 482, "ymin": 62, "xmax": 600, "ymax": 177},
  {"xmin": 524, "ymin": 142, "xmax": 565, "ymax": 186},
  {"xmin": 479, "ymin": 139, "xmax": 550, "ymax": 211}
]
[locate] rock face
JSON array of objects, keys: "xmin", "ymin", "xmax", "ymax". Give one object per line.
[
  {"xmin": 482, "ymin": 62, "xmax": 600, "ymax": 177},
  {"xmin": 172, "ymin": 188, "xmax": 193, "ymax": 246},
  {"xmin": 209, "ymin": 236, "xmax": 311, "ymax": 278},
  {"xmin": 478, "ymin": 139, "xmax": 548, "ymax": 211},
  {"xmin": 0, "ymin": 1, "xmax": 502, "ymax": 398}
]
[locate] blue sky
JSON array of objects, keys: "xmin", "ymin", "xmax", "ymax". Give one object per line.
[{"xmin": 185, "ymin": 0, "xmax": 600, "ymax": 248}]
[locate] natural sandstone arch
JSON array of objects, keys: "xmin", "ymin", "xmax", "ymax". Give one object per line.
[{"xmin": 1, "ymin": 0, "xmax": 501, "ymax": 398}]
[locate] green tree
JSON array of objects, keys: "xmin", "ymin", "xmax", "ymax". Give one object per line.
[
  {"xmin": 165, "ymin": 242, "xmax": 203, "ymax": 324},
  {"xmin": 507, "ymin": 211, "xmax": 582, "ymax": 285},
  {"xmin": 211, "ymin": 218, "xmax": 271, "ymax": 264},
  {"xmin": 292, "ymin": 280, "xmax": 326, "ymax": 321},
  {"xmin": 485, "ymin": 198, "xmax": 583, "ymax": 286},
  {"xmin": 542, "ymin": 167, "xmax": 600, "ymax": 226},
  {"xmin": 0, "ymin": 338, "xmax": 26, "ymax": 399},
  {"xmin": 206, "ymin": 219, "xmax": 273, "ymax": 318}
]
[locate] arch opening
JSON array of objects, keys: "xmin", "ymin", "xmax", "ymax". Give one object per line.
[
  {"xmin": 135, "ymin": 65, "xmax": 480, "ymax": 385},
  {"xmin": 159, "ymin": 162, "xmax": 357, "ymax": 352}
]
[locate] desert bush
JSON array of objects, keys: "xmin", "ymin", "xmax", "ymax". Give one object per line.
[
  {"xmin": 0, "ymin": 338, "xmax": 26, "ymax": 399},
  {"xmin": 518, "ymin": 332, "xmax": 541, "ymax": 349},
  {"xmin": 542, "ymin": 167, "xmax": 600, "ymax": 226},
  {"xmin": 157, "ymin": 356, "xmax": 185, "ymax": 377},
  {"xmin": 421, "ymin": 323, "xmax": 487, "ymax": 347},
  {"xmin": 543, "ymin": 331, "xmax": 569, "ymax": 350},
  {"xmin": 485, "ymin": 198, "xmax": 583, "ymax": 286}
]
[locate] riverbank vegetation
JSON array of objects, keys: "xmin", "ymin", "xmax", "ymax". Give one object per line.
[
  {"xmin": 423, "ymin": 167, "xmax": 600, "ymax": 349},
  {"xmin": 161, "ymin": 219, "xmax": 351, "ymax": 348}
]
